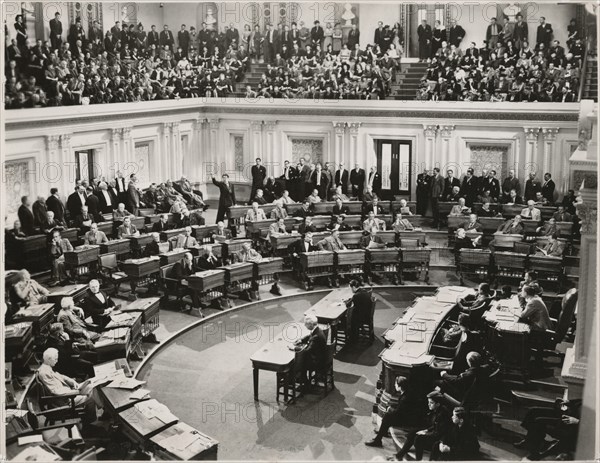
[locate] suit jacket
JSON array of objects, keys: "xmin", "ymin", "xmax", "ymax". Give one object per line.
[
  {"xmin": 360, "ymin": 234, "xmax": 385, "ymax": 249},
  {"xmin": 441, "ymin": 422, "xmax": 480, "ymax": 460},
  {"xmin": 460, "ymin": 220, "xmax": 483, "ymax": 233},
  {"xmin": 49, "ymin": 18, "xmax": 63, "ymax": 38},
  {"xmin": 294, "ymin": 207, "xmax": 314, "ymax": 218},
  {"xmin": 541, "ymin": 240, "xmax": 565, "ymax": 257},
  {"xmin": 300, "ymin": 326, "xmax": 327, "ymax": 369},
  {"xmin": 251, "ymin": 165, "xmax": 267, "ymax": 187},
  {"xmin": 502, "ymin": 176, "xmax": 521, "ymax": 196},
  {"xmin": 536, "ymin": 23, "xmax": 553, "ymax": 45},
  {"xmin": 84, "ymin": 230, "xmax": 108, "ymax": 245},
  {"xmin": 310, "ymin": 170, "xmax": 329, "ymax": 198},
  {"xmin": 160, "ymin": 30, "xmax": 175, "ymax": 48},
  {"xmin": 300, "ymin": 164, "xmax": 312, "ymax": 183},
  {"xmin": 368, "ymin": 171, "xmax": 382, "ymax": 193},
  {"xmin": 431, "ymin": 174, "xmax": 445, "ymax": 198},
  {"xmin": 117, "ymin": 224, "xmax": 138, "ymax": 238},
  {"xmin": 18, "ymin": 205, "xmax": 35, "ymax": 235},
  {"xmin": 115, "ymin": 177, "xmax": 127, "ymax": 194},
  {"xmin": 172, "ymin": 260, "xmax": 197, "ymax": 279},
  {"xmin": 480, "ymin": 177, "xmax": 500, "ymax": 199},
  {"xmin": 297, "ymin": 223, "xmax": 317, "ymax": 234},
  {"xmin": 32, "ymin": 201, "xmax": 48, "ymax": 226},
  {"xmin": 317, "ymin": 235, "xmax": 346, "ymax": 251},
  {"xmin": 553, "ymin": 211, "xmax": 572, "ymax": 222},
  {"xmin": 82, "ymin": 289, "xmax": 115, "ymax": 326},
  {"xmin": 49, "ymin": 238, "xmax": 73, "ymax": 259},
  {"xmin": 448, "ymin": 25, "xmax": 466, "ymax": 47},
  {"xmin": 86, "ymin": 194, "xmax": 101, "ymax": 217},
  {"xmin": 246, "ymin": 209, "xmax": 267, "ymax": 221},
  {"xmin": 74, "ymin": 213, "xmax": 95, "ymax": 230},
  {"xmin": 290, "ymin": 239, "xmax": 317, "ymax": 255},
  {"xmin": 524, "ymin": 179, "xmax": 542, "ymax": 201},
  {"xmin": 350, "ymin": 168, "xmax": 365, "ymax": 189},
  {"xmin": 41, "ymin": 218, "xmax": 65, "ymax": 234},
  {"xmin": 152, "ymin": 221, "xmax": 171, "ymax": 232},
  {"xmin": 280, "ymin": 166, "xmax": 298, "ymax": 182},
  {"xmin": 520, "ymin": 296, "xmax": 551, "ymax": 331},
  {"xmin": 460, "ymin": 176, "xmax": 478, "ymax": 205},
  {"xmin": 335, "ymin": 169, "xmax": 349, "ymax": 193},
  {"xmin": 175, "ymin": 234, "xmax": 198, "ymax": 249},
  {"xmin": 541, "ymin": 179, "xmax": 555, "ymax": 203},
  {"xmin": 66, "ymin": 192, "xmax": 86, "ymax": 217},
  {"xmin": 212, "ymin": 178, "xmax": 236, "ymax": 208},
  {"xmin": 332, "ymin": 205, "xmax": 350, "ymax": 216},
  {"xmin": 126, "ymin": 183, "xmax": 142, "ymax": 210},
  {"xmin": 521, "ymin": 207, "xmax": 541, "ymax": 221},
  {"xmin": 498, "ymin": 219, "xmax": 524, "ymax": 234},
  {"xmin": 46, "ymin": 195, "xmax": 66, "ymax": 223},
  {"xmin": 197, "ymin": 254, "xmax": 222, "ymax": 270},
  {"xmin": 443, "ymin": 177, "xmax": 461, "ymax": 199}
]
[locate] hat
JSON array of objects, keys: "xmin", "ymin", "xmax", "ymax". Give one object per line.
[{"xmin": 427, "ymin": 391, "xmax": 444, "ymax": 402}]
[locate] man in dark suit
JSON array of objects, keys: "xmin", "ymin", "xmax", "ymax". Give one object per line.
[
  {"xmin": 347, "ymin": 23, "xmax": 360, "ymax": 49},
  {"xmin": 74, "ymin": 205, "xmax": 95, "ymax": 232},
  {"xmin": 159, "ymin": 25, "xmax": 175, "ymax": 49},
  {"xmin": 115, "ymin": 172, "xmax": 127, "ymax": 202},
  {"xmin": 367, "ymin": 166, "xmax": 382, "ymax": 197},
  {"xmin": 310, "ymin": 163, "xmax": 329, "ymax": 199},
  {"xmin": 334, "ymin": 163, "xmax": 349, "ymax": 195},
  {"xmin": 82, "ymin": 279, "xmax": 116, "ymax": 328},
  {"xmin": 66, "ymin": 185, "xmax": 87, "ymax": 221},
  {"xmin": 126, "ymin": 174, "xmax": 144, "ymax": 216},
  {"xmin": 430, "ymin": 168, "xmax": 445, "ymax": 227},
  {"xmin": 250, "ymin": 158, "xmax": 267, "ymax": 204},
  {"xmin": 152, "ymin": 214, "xmax": 171, "ymax": 232},
  {"xmin": 502, "ymin": 169, "xmax": 521, "ymax": 199},
  {"xmin": 212, "ymin": 174, "xmax": 236, "ymax": 223},
  {"xmin": 46, "ymin": 188, "xmax": 66, "ymax": 223},
  {"xmin": 430, "ymin": 407, "xmax": 480, "ymax": 461},
  {"xmin": 443, "ymin": 169, "xmax": 462, "ymax": 200},
  {"xmin": 460, "ymin": 169, "xmax": 478, "ymax": 207},
  {"xmin": 374, "ymin": 21, "xmax": 385, "ymax": 50},
  {"xmin": 310, "ymin": 20, "xmax": 324, "ymax": 48},
  {"xmin": 292, "ymin": 313, "xmax": 327, "ymax": 391},
  {"xmin": 541, "ymin": 172, "xmax": 555, "ymax": 204},
  {"xmin": 298, "ymin": 158, "xmax": 312, "ymax": 198},
  {"xmin": 147, "ymin": 25, "xmax": 159, "ymax": 48},
  {"xmin": 486, "ymin": 17, "xmax": 502, "ymax": 50},
  {"xmin": 332, "ymin": 198, "xmax": 349, "ymax": 216},
  {"xmin": 84, "ymin": 187, "xmax": 101, "ymax": 218},
  {"xmin": 171, "ymin": 252, "xmax": 200, "ymax": 310},
  {"xmin": 264, "ymin": 23, "xmax": 278, "ymax": 64},
  {"xmin": 49, "ymin": 12, "xmax": 63, "ymax": 51},
  {"xmin": 524, "ymin": 172, "xmax": 542, "ymax": 201},
  {"xmin": 513, "ymin": 13, "xmax": 528, "ymax": 49},
  {"xmin": 32, "ymin": 197, "xmax": 48, "ymax": 227},
  {"xmin": 280, "ymin": 160, "xmax": 298, "ymax": 200},
  {"xmin": 177, "ymin": 24, "xmax": 190, "ymax": 56},
  {"xmin": 448, "ymin": 20, "xmax": 465, "ymax": 48},
  {"xmin": 347, "ymin": 279, "xmax": 373, "ymax": 343},
  {"xmin": 197, "ymin": 248, "xmax": 222, "ymax": 270},
  {"xmin": 417, "ymin": 20, "xmax": 432, "ymax": 61},
  {"xmin": 481, "ymin": 170, "xmax": 501, "ymax": 201},
  {"xmin": 18, "ymin": 196, "xmax": 35, "ymax": 236},
  {"xmin": 97, "ymin": 183, "xmax": 116, "ymax": 214},
  {"xmin": 536, "ymin": 17, "xmax": 553, "ymax": 48},
  {"xmin": 365, "ymin": 376, "xmax": 423, "ymax": 447},
  {"xmin": 416, "ymin": 168, "xmax": 431, "ymax": 215},
  {"xmin": 350, "ymin": 164, "xmax": 366, "ymax": 200}
]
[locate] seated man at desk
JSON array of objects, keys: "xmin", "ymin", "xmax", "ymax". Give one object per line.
[
  {"xmin": 459, "ymin": 214, "xmax": 483, "ymax": 233},
  {"xmin": 536, "ymin": 217, "xmax": 558, "ymax": 236},
  {"xmin": 519, "ymin": 272, "xmax": 542, "ymax": 293},
  {"xmin": 251, "ymin": 189, "xmax": 268, "ymax": 205},
  {"xmin": 197, "ymin": 248, "xmax": 222, "ymax": 270},
  {"xmin": 553, "ymin": 206, "xmax": 572, "ymax": 223},
  {"xmin": 328, "ymin": 214, "xmax": 351, "ymax": 232},
  {"xmin": 363, "ymin": 186, "xmax": 378, "ymax": 202},
  {"xmin": 171, "ymin": 252, "xmax": 202, "ymax": 310},
  {"xmin": 534, "ymin": 191, "xmax": 550, "ymax": 207},
  {"xmin": 294, "ymin": 200, "xmax": 314, "ymax": 218},
  {"xmin": 174, "ymin": 226, "xmax": 198, "ymax": 249},
  {"xmin": 298, "ymin": 216, "xmax": 317, "ymax": 234},
  {"xmin": 430, "ymin": 406, "xmax": 480, "ymax": 461},
  {"xmin": 245, "ymin": 202, "xmax": 268, "ymax": 222},
  {"xmin": 365, "ymin": 376, "xmax": 422, "ymax": 447},
  {"xmin": 445, "ymin": 186, "xmax": 462, "ymax": 202},
  {"xmin": 267, "ymin": 218, "xmax": 289, "ymax": 239},
  {"xmin": 41, "ymin": 210, "xmax": 65, "ymax": 235},
  {"xmin": 392, "ymin": 213, "xmax": 414, "ymax": 232},
  {"xmin": 112, "ymin": 202, "xmax": 133, "ymax": 223},
  {"xmin": 117, "ymin": 216, "xmax": 140, "ymax": 239},
  {"xmin": 331, "ymin": 185, "xmax": 350, "ymax": 202},
  {"xmin": 307, "ymin": 189, "xmax": 322, "ymax": 204},
  {"xmin": 82, "ymin": 279, "xmax": 116, "ymax": 328},
  {"xmin": 436, "ymin": 352, "xmax": 485, "ymax": 405},
  {"xmin": 212, "ymin": 221, "xmax": 233, "ymax": 241},
  {"xmin": 503, "ymin": 188, "xmax": 524, "ymax": 205},
  {"xmin": 478, "ymin": 200, "xmax": 499, "ymax": 217},
  {"xmin": 270, "ymin": 200, "xmax": 289, "ymax": 220},
  {"xmin": 317, "ymin": 229, "xmax": 347, "ymax": 252},
  {"xmin": 332, "ymin": 198, "xmax": 349, "ymax": 216},
  {"xmin": 290, "ymin": 232, "xmax": 318, "ymax": 290},
  {"xmin": 237, "ymin": 241, "xmax": 264, "ymax": 263},
  {"xmin": 179, "ymin": 208, "xmax": 205, "ymax": 227},
  {"xmin": 496, "ymin": 214, "xmax": 525, "ymax": 234},
  {"xmin": 290, "ymin": 313, "xmax": 327, "ymax": 394},
  {"xmin": 449, "ymin": 198, "xmax": 471, "ymax": 216},
  {"xmin": 57, "ymin": 297, "xmax": 100, "ymax": 343},
  {"xmin": 37, "ymin": 348, "xmax": 99, "ymax": 423},
  {"xmin": 13, "ymin": 269, "xmax": 50, "ymax": 305},
  {"xmin": 280, "ymin": 190, "xmax": 295, "ymax": 204},
  {"xmin": 519, "ymin": 284, "xmax": 551, "ymax": 332},
  {"xmin": 535, "ymin": 233, "xmax": 566, "ymax": 257},
  {"xmin": 74, "ymin": 205, "xmax": 96, "ymax": 232},
  {"xmin": 457, "ymin": 282, "xmax": 494, "ymax": 327},
  {"xmin": 454, "ymin": 228, "xmax": 481, "ymax": 257},
  {"xmin": 521, "ymin": 200, "xmax": 542, "ymax": 221},
  {"xmin": 394, "ymin": 199, "xmax": 413, "ymax": 216},
  {"xmin": 347, "ymin": 279, "xmax": 373, "ymax": 344},
  {"xmin": 45, "ymin": 323, "xmax": 96, "ymax": 379},
  {"xmin": 84, "ymin": 222, "xmax": 109, "ymax": 245},
  {"xmin": 360, "ymin": 227, "xmax": 386, "ymax": 250},
  {"xmin": 152, "ymin": 213, "xmax": 172, "ymax": 232},
  {"xmin": 363, "ymin": 211, "xmax": 386, "ymax": 232},
  {"xmin": 144, "ymin": 232, "xmax": 162, "ymax": 257},
  {"xmin": 49, "ymin": 229, "xmax": 74, "ymax": 284},
  {"xmin": 363, "ymin": 197, "xmax": 385, "ymax": 216}
]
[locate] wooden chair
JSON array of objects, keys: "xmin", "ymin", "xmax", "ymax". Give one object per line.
[
  {"xmin": 160, "ymin": 263, "xmax": 191, "ymax": 310},
  {"xmin": 97, "ymin": 252, "xmax": 129, "ymax": 295},
  {"xmin": 28, "ymin": 373, "xmax": 87, "ymax": 426},
  {"xmin": 73, "ymin": 446, "xmax": 105, "ymax": 460},
  {"xmin": 357, "ymin": 293, "xmax": 376, "ymax": 344},
  {"xmin": 309, "ymin": 344, "xmax": 336, "ymax": 397},
  {"xmin": 538, "ymin": 289, "xmax": 578, "ymax": 359}
]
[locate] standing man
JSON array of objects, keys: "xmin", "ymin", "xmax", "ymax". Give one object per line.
[
  {"xmin": 66, "ymin": 185, "xmax": 87, "ymax": 219},
  {"xmin": 416, "ymin": 168, "xmax": 431, "ymax": 216},
  {"xmin": 311, "ymin": 163, "xmax": 329, "ymax": 199},
  {"xmin": 280, "ymin": 160, "xmax": 298, "ymax": 200},
  {"xmin": 374, "ymin": 21, "xmax": 385, "ymax": 51},
  {"xmin": 536, "ymin": 17, "xmax": 553, "ymax": 48},
  {"xmin": 448, "ymin": 20, "xmax": 465, "ymax": 48},
  {"xmin": 49, "ymin": 12, "xmax": 63, "ymax": 51},
  {"xmin": 212, "ymin": 174, "xmax": 236, "ymax": 224},
  {"xmin": 310, "ymin": 20, "xmax": 324, "ymax": 49},
  {"xmin": 541, "ymin": 172, "xmax": 555, "ymax": 204},
  {"xmin": 347, "ymin": 23, "xmax": 360, "ymax": 50},
  {"xmin": 46, "ymin": 188, "xmax": 66, "ymax": 223},
  {"xmin": 417, "ymin": 20, "xmax": 432, "ymax": 62},
  {"xmin": 323, "ymin": 162, "xmax": 335, "ymax": 200},
  {"xmin": 486, "ymin": 17, "xmax": 502, "ymax": 50},
  {"xmin": 502, "ymin": 169, "xmax": 521, "ymax": 199},
  {"xmin": 460, "ymin": 168, "xmax": 478, "ymax": 207},
  {"xmin": 147, "ymin": 25, "xmax": 159, "ymax": 49},
  {"xmin": 513, "ymin": 13, "xmax": 528, "ymax": 49},
  {"xmin": 250, "ymin": 158, "xmax": 267, "ymax": 204},
  {"xmin": 443, "ymin": 169, "xmax": 461, "ymax": 201},
  {"xmin": 115, "ymin": 171, "xmax": 127, "ymax": 203},
  {"xmin": 299, "ymin": 157, "xmax": 312, "ymax": 198},
  {"xmin": 178, "ymin": 24, "xmax": 190, "ymax": 57},
  {"xmin": 18, "ymin": 196, "xmax": 35, "ymax": 236},
  {"xmin": 126, "ymin": 174, "xmax": 144, "ymax": 216},
  {"xmin": 367, "ymin": 166, "xmax": 382, "ymax": 198},
  {"xmin": 430, "ymin": 167, "xmax": 445, "ymax": 227},
  {"xmin": 524, "ymin": 172, "xmax": 542, "ymax": 201},
  {"xmin": 335, "ymin": 163, "xmax": 349, "ymax": 195},
  {"xmin": 350, "ymin": 164, "xmax": 366, "ymax": 201},
  {"xmin": 160, "ymin": 25, "xmax": 175, "ymax": 50}
]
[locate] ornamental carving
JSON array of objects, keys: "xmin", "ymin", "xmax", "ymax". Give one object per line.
[
  {"xmin": 541, "ymin": 128, "xmax": 559, "ymax": 140},
  {"xmin": 112, "ymin": 128, "xmax": 122, "ymax": 141},
  {"xmin": 440, "ymin": 125, "xmax": 455, "ymax": 138},
  {"xmin": 195, "ymin": 118, "xmax": 206, "ymax": 130},
  {"xmin": 263, "ymin": 121, "xmax": 277, "ymax": 131},
  {"xmin": 578, "ymin": 129, "xmax": 590, "ymax": 150},
  {"xmin": 291, "ymin": 138, "xmax": 323, "ymax": 164},
  {"xmin": 524, "ymin": 127, "xmax": 540, "ymax": 140},
  {"xmin": 208, "ymin": 119, "xmax": 220, "ymax": 130},
  {"xmin": 46, "ymin": 135, "xmax": 60, "ymax": 151},
  {"xmin": 469, "ymin": 144, "xmax": 508, "ymax": 180},
  {"xmin": 250, "ymin": 120, "xmax": 263, "ymax": 131},
  {"xmin": 423, "ymin": 125, "xmax": 438, "ymax": 137},
  {"xmin": 576, "ymin": 201, "xmax": 597, "ymax": 235},
  {"xmin": 121, "ymin": 127, "xmax": 132, "ymax": 138},
  {"xmin": 333, "ymin": 122, "xmax": 346, "ymax": 135},
  {"xmin": 573, "ymin": 170, "xmax": 598, "ymax": 190},
  {"xmin": 348, "ymin": 122, "xmax": 362, "ymax": 135},
  {"xmin": 59, "ymin": 134, "xmax": 71, "ymax": 148}
]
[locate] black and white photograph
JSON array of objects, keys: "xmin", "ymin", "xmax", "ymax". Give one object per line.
[{"xmin": 1, "ymin": 0, "xmax": 598, "ymax": 461}]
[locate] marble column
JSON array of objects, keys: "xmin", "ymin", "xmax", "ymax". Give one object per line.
[
  {"xmin": 208, "ymin": 119, "xmax": 220, "ymax": 176},
  {"xmin": 523, "ymin": 127, "xmax": 540, "ymax": 174},
  {"xmin": 171, "ymin": 122, "xmax": 182, "ymax": 176},
  {"xmin": 193, "ymin": 118, "xmax": 207, "ymax": 183},
  {"xmin": 250, "ymin": 120, "xmax": 264, "ymax": 160},
  {"xmin": 541, "ymin": 128, "xmax": 559, "ymax": 175},
  {"xmin": 348, "ymin": 122, "xmax": 362, "ymax": 168},
  {"xmin": 263, "ymin": 121, "xmax": 277, "ymax": 167},
  {"xmin": 121, "ymin": 127, "xmax": 133, "ymax": 169},
  {"xmin": 439, "ymin": 125, "xmax": 455, "ymax": 171},
  {"xmin": 45, "ymin": 135, "xmax": 61, "ymax": 188},
  {"xmin": 332, "ymin": 122, "xmax": 346, "ymax": 167},
  {"xmin": 161, "ymin": 122, "xmax": 172, "ymax": 180},
  {"xmin": 111, "ymin": 128, "xmax": 122, "ymax": 177},
  {"xmin": 423, "ymin": 125, "xmax": 438, "ymax": 169},
  {"xmin": 59, "ymin": 134, "xmax": 73, "ymax": 188}
]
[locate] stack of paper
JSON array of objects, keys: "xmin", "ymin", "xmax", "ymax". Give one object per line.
[
  {"xmin": 159, "ymin": 430, "xmax": 199, "ymax": 452},
  {"xmin": 106, "ymin": 377, "xmax": 146, "ymax": 390},
  {"xmin": 129, "ymin": 388, "xmax": 151, "ymax": 401},
  {"xmin": 13, "ymin": 445, "xmax": 60, "ymax": 461}
]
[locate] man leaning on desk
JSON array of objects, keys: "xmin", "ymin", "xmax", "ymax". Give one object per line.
[{"xmin": 289, "ymin": 314, "xmax": 327, "ymax": 394}]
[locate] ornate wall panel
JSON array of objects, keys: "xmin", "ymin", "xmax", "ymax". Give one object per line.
[
  {"xmin": 4, "ymin": 158, "xmax": 33, "ymax": 223},
  {"xmin": 468, "ymin": 144, "xmax": 509, "ymax": 180},
  {"xmin": 291, "ymin": 138, "xmax": 323, "ymax": 164}
]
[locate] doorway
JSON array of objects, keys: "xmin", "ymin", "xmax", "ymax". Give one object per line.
[
  {"xmin": 75, "ymin": 149, "xmax": 97, "ymax": 182},
  {"xmin": 375, "ymin": 139, "xmax": 412, "ymax": 200}
]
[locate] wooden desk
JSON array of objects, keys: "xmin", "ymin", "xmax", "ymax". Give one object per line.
[
  {"xmin": 397, "ymin": 231, "xmax": 427, "ymax": 246},
  {"xmin": 338, "ymin": 230, "xmax": 364, "ymax": 249},
  {"xmin": 129, "ymin": 234, "xmax": 154, "ymax": 254},
  {"xmin": 160, "ymin": 228, "xmax": 186, "ymax": 242},
  {"xmin": 46, "ymin": 284, "xmax": 87, "ymax": 307},
  {"xmin": 187, "ymin": 270, "xmax": 227, "ymax": 305},
  {"xmin": 343, "ymin": 215, "xmax": 363, "ymax": 230},
  {"xmin": 97, "ymin": 221, "xmax": 115, "ymax": 238},
  {"xmin": 218, "ymin": 262, "xmax": 255, "ymax": 295},
  {"xmin": 479, "ymin": 217, "xmax": 505, "ymax": 234},
  {"xmin": 192, "ymin": 225, "xmax": 219, "ymax": 243},
  {"xmin": 336, "ymin": 249, "xmax": 366, "ymax": 279},
  {"xmin": 250, "ymin": 322, "xmax": 308, "ymax": 402},
  {"xmin": 120, "ymin": 297, "xmax": 161, "ymax": 336},
  {"xmin": 343, "ymin": 201, "xmax": 363, "ymax": 214},
  {"xmin": 270, "ymin": 233, "xmax": 301, "ymax": 251},
  {"xmin": 491, "ymin": 232, "xmax": 523, "ymax": 249},
  {"xmin": 106, "ymin": 311, "xmax": 143, "ymax": 349},
  {"xmin": 10, "ymin": 303, "xmax": 55, "ymax": 338},
  {"xmin": 159, "ymin": 249, "xmax": 187, "ymax": 266},
  {"xmin": 118, "ymin": 398, "xmax": 178, "ymax": 443},
  {"xmin": 221, "ymin": 239, "xmax": 252, "ymax": 258},
  {"xmin": 150, "ymin": 421, "xmax": 218, "ymax": 461},
  {"xmin": 62, "ymin": 227, "xmax": 79, "ymax": 243},
  {"xmin": 122, "ymin": 257, "xmax": 161, "ymax": 297},
  {"xmin": 5, "ymin": 322, "xmax": 34, "ymax": 363},
  {"xmin": 95, "ymin": 327, "xmax": 132, "ymax": 361},
  {"xmin": 64, "ymin": 245, "xmax": 100, "ymax": 266},
  {"xmin": 100, "ymin": 239, "xmax": 132, "ymax": 256},
  {"xmin": 300, "ymin": 251, "xmax": 335, "ymax": 280},
  {"xmin": 99, "ymin": 384, "xmax": 150, "ymax": 413},
  {"xmin": 313, "ymin": 201, "xmax": 336, "ymax": 215},
  {"xmin": 309, "ymin": 215, "xmax": 331, "ymax": 231},
  {"xmin": 305, "ymin": 288, "xmax": 352, "ymax": 344},
  {"xmin": 255, "ymin": 258, "xmax": 284, "ymax": 285},
  {"xmin": 390, "ymin": 200, "xmax": 417, "ymax": 215},
  {"xmin": 245, "ymin": 219, "xmax": 275, "ymax": 237}
]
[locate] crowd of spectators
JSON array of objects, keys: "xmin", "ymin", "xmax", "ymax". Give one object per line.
[{"xmin": 417, "ymin": 15, "xmax": 585, "ymax": 102}]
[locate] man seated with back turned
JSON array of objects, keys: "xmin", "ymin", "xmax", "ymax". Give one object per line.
[
  {"xmin": 436, "ymin": 351, "xmax": 486, "ymax": 403},
  {"xmin": 346, "ymin": 279, "xmax": 373, "ymax": 344},
  {"xmin": 365, "ymin": 376, "xmax": 423, "ymax": 447},
  {"xmin": 457, "ymin": 282, "xmax": 494, "ymax": 327},
  {"xmin": 289, "ymin": 313, "xmax": 327, "ymax": 394},
  {"xmin": 175, "ymin": 226, "xmax": 199, "ymax": 249},
  {"xmin": 290, "ymin": 232, "xmax": 318, "ymax": 291}
]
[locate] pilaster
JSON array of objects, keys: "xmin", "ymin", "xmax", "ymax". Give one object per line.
[
  {"xmin": 523, "ymin": 127, "xmax": 540, "ymax": 174},
  {"xmin": 423, "ymin": 125, "xmax": 438, "ymax": 169},
  {"xmin": 439, "ymin": 125, "xmax": 455, "ymax": 170},
  {"xmin": 348, "ymin": 122, "xmax": 362, "ymax": 168},
  {"xmin": 332, "ymin": 122, "xmax": 347, "ymax": 167},
  {"xmin": 541, "ymin": 127, "xmax": 559, "ymax": 175}
]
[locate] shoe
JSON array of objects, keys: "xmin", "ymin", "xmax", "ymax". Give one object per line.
[
  {"xmin": 203, "ymin": 205, "xmax": 210, "ymax": 211},
  {"xmin": 514, "ymin": 439, "xmax": 529, "ymax": 449},
  {"xmin": 270, "ymin": 287, "xmax": 282, "ymax": 296},
  {"xmin": 365, "ymin": 439, "xmax": 383, "ymax": 448}
]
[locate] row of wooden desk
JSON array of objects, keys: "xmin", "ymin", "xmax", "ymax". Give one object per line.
[{"xmin": 447, "ymin": 216, "xmax": 573, "ymax": 238}]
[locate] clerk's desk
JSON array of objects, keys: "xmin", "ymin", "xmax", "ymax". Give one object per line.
[
  {"xmin": 304, "ymin": 288, "xmax": 352, "ymax": 344},
  {"xmin": 377, "ymin": 286, "xmax": 475, "ymax": 416}
]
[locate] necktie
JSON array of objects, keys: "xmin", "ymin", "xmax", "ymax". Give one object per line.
[{"xmin": 184, "ymin": 237, "xmax": 189, "ymax": 247}]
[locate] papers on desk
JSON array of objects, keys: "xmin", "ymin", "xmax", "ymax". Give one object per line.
[
  {"xmin": 18, "ymin": 435, "xmax": 44, "ymax": 445},
  {"xmin": 139, "ymin": 401, "xmax": 178, "ymax": 424},
  {"xmin": 109, "ymin": 312, "xmax": 138, "ymax": 324},
  {"xmin": 367, "ymin": 240, "xmax": 386, "ymax": 249},
  {"xmin": 158, "ymin": 429, "xmax": 199, "ymax": 453},
  {"xmin": 130, "ymin": 388, "xmax": 151, "ymax": 401},
  {"xmin": 436, "ymin": 288, "xmax": 465, "ymax": 303},
  {"xmin": 396, "ymin": 341, "xmax": 427, "ymax": 358},
  {"xmin": 13, "ymin": 444, "xmax": 60, "ymax": 461},
  {"xmin": 106, "ymin": 377, "xmax": 146, "ymax": 390}
]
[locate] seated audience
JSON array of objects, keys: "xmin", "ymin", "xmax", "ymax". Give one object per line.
[
  {"xmin": 245, "ymin": 202, "xmax": 267, "ymax": 221},
  {"xmin": 82, "ymin": 279, "xmax": 116, "ymax": 328},
  {"xmin": 270, "ymin": 200, "xmax": 288, "ymax": 220},
  {"xmin": 144, "ymin": 232, "xmax": 162, "ymax": 256},
  {"xmin": 175, "ymin": 226, "xmax": 199, "ymax": 248},
  {"xmin": 430, "ymin": 407, "xmax": 480, "ymax": 460},
  {"xmin": 197, "ymin": 248, "xmax": 222, "ymax": 270},
  {"xmin": 298, "ymin": 216, "xmax": 317, "ymax": 234},
  {"xmin": 49, "ymin": 229, "xmax": 74, "ymax": 283},
  {"xmin": 13, "ymin": 269, "xmax": 49, "ymax": 305},
  {"xmin": 41, "ymin": 210, "xmax": 65, "ymax": 235},
  {"xmin": 552, "ymin": 205, "xmax": 572, "ymax": 222},
  {"xmin": 84, "ymin": 222, "xmax": 109, "ymax": 244},
  {"xmin": 117, "ymin": 216, "xmax": 140, "ymax": 238},
  {"xmin": 496, "ymin": 214, "xmax": 525, "ymax": 234}
]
